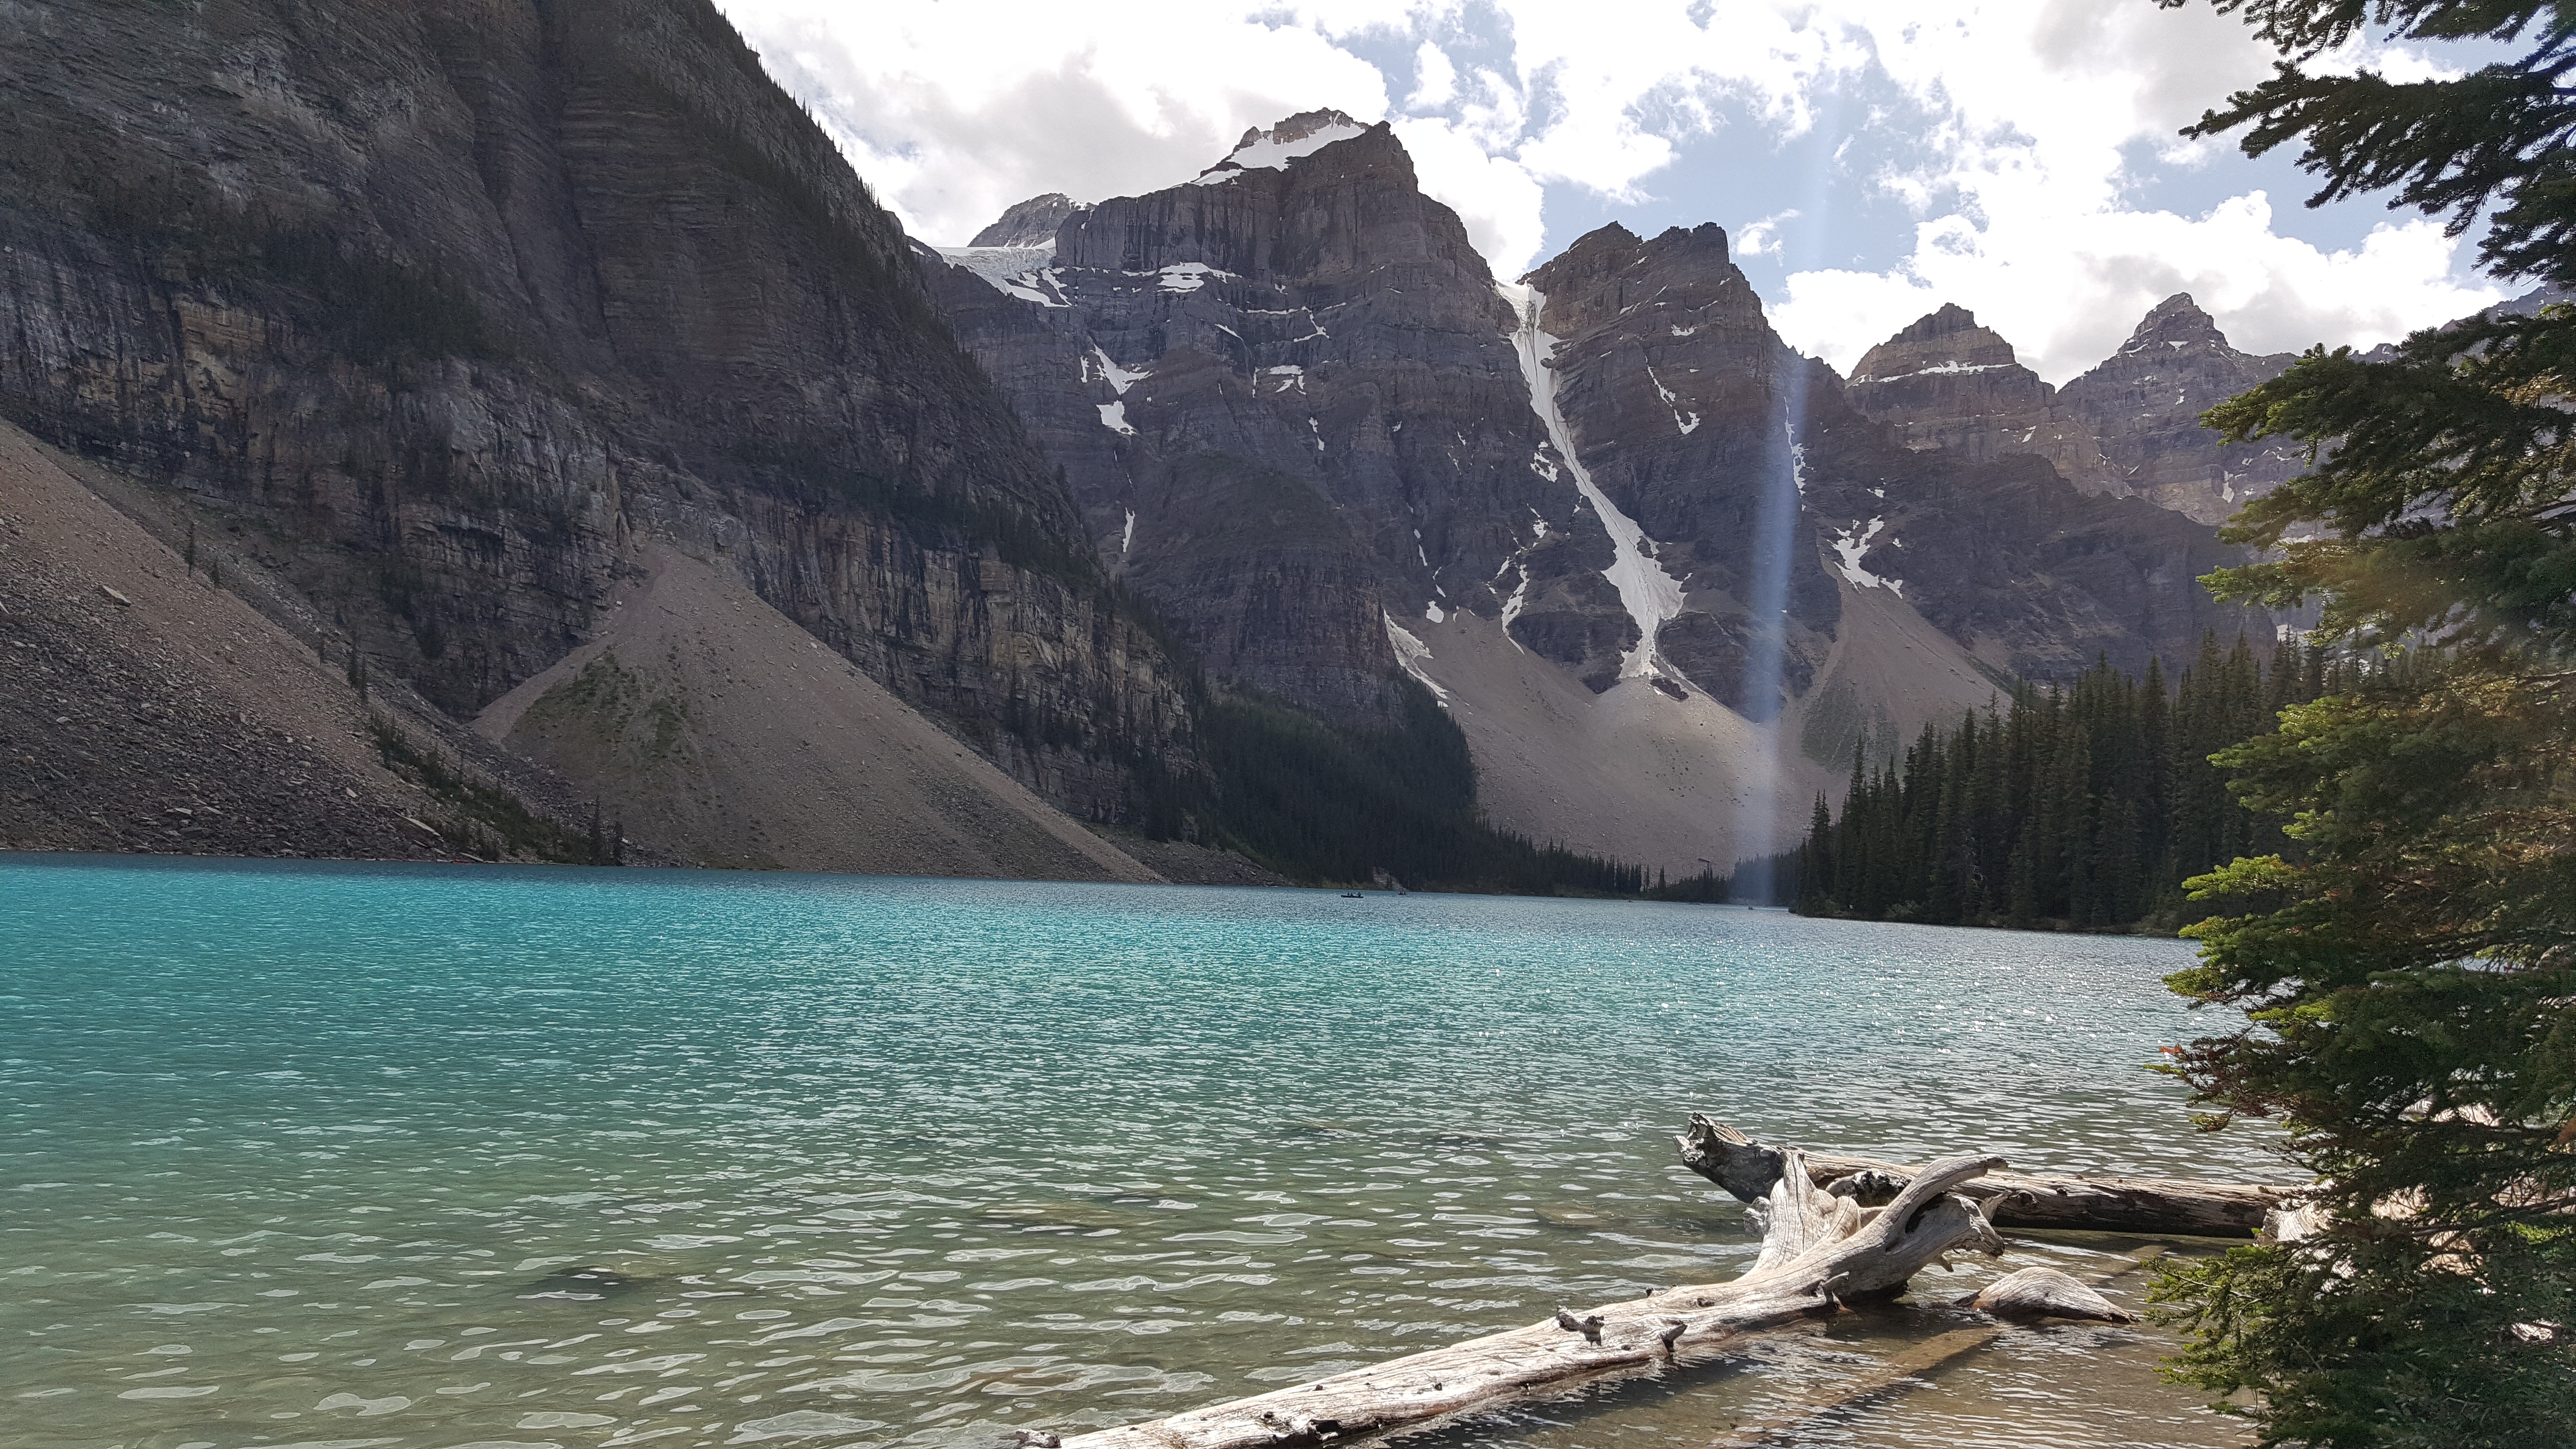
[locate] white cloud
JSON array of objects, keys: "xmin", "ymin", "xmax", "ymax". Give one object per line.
[
  {"xmin": 1407, "ymin": 41, "xmax": 1458, "ymax": 111},
  {"xmin": 1761, "ymin": 0, "xmax": 2503, "ymax": 378},
  {"xmin": 1389, "ymin": 117, "xmax": 1549, "ymax": 282},
  {"xmin": 718, "ymin": 0, "xmax": 1391, "ymax": 243},
  {"xmin": 721, "ymin": 0, "xmax": 2505, "ymax": 376},
  {"xmin": 1736, "ymin": 209, "xmax": 1799, "ymax": 258}
]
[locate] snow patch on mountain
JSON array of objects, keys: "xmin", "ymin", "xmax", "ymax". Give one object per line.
[
  {"xmin": 1384, "ymin": 612, "xmax": 1450, "ymax": 701},
  {"xmin": 1098, "ymin": 402, "xmax": 1135, "ymax": 436},
  {"xmin": 1192, "ymin": 112, "xmax": 1368, "ymax": 185},
  {"xmin": 1831, "ymin": 517, "xmax": 1902, "ymax": 595},
  {"xmin": 1158, "ymin": 262, "xmax": 1230, "ymax": 292},
  {"xmin": 1498, "ymin": 564, "xmax": 1531, "ymax": 643},
  {"xmin": 1645, "ymin": 365, "xmax": 1701, "ymax": 435},
  {"xmin": 1086, "ymin": 347, "xmax": 1150, "ymax": 395},
  {"xmin": 1500, "ymin": 281, "xmax": 1689, "ymax": 685},
  {"xmin": 1866, "ymin": 360, "xmax": 2017, "ymax": 382},
  {"xmin": 935, "ymin": 246, "xmax": 1069, "ymax": 307}
]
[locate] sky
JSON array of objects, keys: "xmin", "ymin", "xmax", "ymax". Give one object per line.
[{"xmin": 715, "ymin": 0, "xmax": 2512, "ymax": 385}]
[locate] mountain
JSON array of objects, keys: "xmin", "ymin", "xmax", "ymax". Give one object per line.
[
  {"xmin": 1848, "ymin": 294, "xmax": 2304, "ymax": 525},
  {"xmin": 0, "ymin": 0, "xmax": 2302, "ymax": 887},
  {"xmin": 0, "ymin": 0, "xmax": 1205, "ymax": 872},
  {"xmin": 1513, "ymin": 225, "xmax": 2232, "ymax": 704},
  {"xmin": 971, "ymin": 193, "xmax": 1086, "ymax": 248},
  {"xmin": 924, "ymin": 111, "xmax": 1585, "ymax": 728},
  {"xmin": 925, "ymin": 122, "xmax": 2269, "ymax": 870}
]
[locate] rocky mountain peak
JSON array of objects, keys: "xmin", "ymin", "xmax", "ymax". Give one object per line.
[
  {"xmin": 1895, "ymin": 302, "xmax": 1982, "ymax": 342},
  {"xmin": 1525, "ymin": 223, "xmax": 1742, "ymax": 337},
  {"xmin": 1191, "ymin": 109, "xmax": 1374, "ymax": 185},
  {"xmin": 1054, "ymin": 113, "xmax": 1442, "ymax": 285},
  {"xmin": 1844, "ymin": 303, "xmax": 2059, "ymax": 468},
  {"xmin": 969, "ymin": 193, "xmax": 1084, "ymax": 248},
  {"xmin": 1851, "ymin": 303, "xmax": 2024, "ymax": 382},
  {"xmin": 1845, "ymin": 287, "xmax": 2312, "ymax": 523},
  {"xmin": 2116, "ymin": 292, "xmax": 2229, "ymax": 356},
  {"xmin": 924, "ymin": 105, "xmax": 1549, "ymax": 725}
]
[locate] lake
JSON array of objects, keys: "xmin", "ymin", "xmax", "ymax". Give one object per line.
[{"xmin": 0, "ymin": 856, "xmax": 2279, "ymax": 1449}]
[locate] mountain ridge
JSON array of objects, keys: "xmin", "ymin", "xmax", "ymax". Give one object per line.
[
  {"xmin": 926, "ymin": 126, "xmax": 2274, "ymax": 869},
  {"xmin": 0, "ymin": 22, "xmax": 2347, "ymax": 884}
]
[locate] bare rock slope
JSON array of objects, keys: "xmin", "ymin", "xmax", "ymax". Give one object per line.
[
  {"xmin": 478, "ymin": 548, "xmax": 1161, "ymax": 882},
  {"xmin": 2, "ymin": 420, "xmax": 448, "ymax": 858}
]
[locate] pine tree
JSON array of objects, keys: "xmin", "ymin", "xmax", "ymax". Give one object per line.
[
  {"xmin": 1783, "ymin": 642, "xmax": 2330, "ymax": 933},
  {"xmin": 2147, "ymin": 2, "xmax": 2576, "ymax": 1439}
]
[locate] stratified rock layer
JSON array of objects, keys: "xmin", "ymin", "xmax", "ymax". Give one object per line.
[
  {"xmin": 926, "ymin": 114, "xmax": 1630, "ymax": 724},
  {"xmin": 1849, "ymin": 295, "xmax": 2303, "ymax": 526},
  {"xmin": 0, "ymin": 0, "xmax": 1190, "ymax": 820}
]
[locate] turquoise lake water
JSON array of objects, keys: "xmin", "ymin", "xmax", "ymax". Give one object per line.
[{"xmin": 0, "ymin": 857, "xmax": 2281, "ymax": 1449}]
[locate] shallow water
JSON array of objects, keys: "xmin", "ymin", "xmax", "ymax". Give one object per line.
[{"xmin": 0, "ymin": 857, "xmax": 2276, "ymax": 1449}]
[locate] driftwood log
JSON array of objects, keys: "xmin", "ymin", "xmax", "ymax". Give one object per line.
[
  {"xmin": 1043, "ymin": 1122, "xmax": 2302, "ymax": 1449},
  {"xmin": 1678, "ymin": 1114, "xmax": 2304, "ymax": 1238},
  {"xmin": 1052, "ymin": 1143, "xmax": 2011, "ymax": 1449}
]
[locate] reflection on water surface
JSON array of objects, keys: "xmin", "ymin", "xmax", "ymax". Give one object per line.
[{"xmin": 0, "ymin": 858, "xmax": 2270, "ymax": 1449}]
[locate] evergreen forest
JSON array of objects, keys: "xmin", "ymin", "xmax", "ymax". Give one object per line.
[
  {"xmin": 1770, "ymin": 632, "xmax": 2361, "ymax": 930},
  {"xmin": 1130, "ymin": 677, "xmax": 1649, "ymax": 895}
]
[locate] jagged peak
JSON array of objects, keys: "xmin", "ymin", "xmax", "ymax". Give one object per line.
[
  {"xmin": 1892, "ymin": 303, "xmax": 1982, "ymax": 343},
  {"xmin": 968, "ymin": 193, "xmax": 1085, "ymax": 249},
  {"xmin": 1191, "ymin": 109, "xmax": 1376, "ymax": 185},
  {"xmin": 1647, "ymin": 222, "xmax": 1731, "ymax": 261},
  {"xmin": 1233, "ymin": 108, "xmax": 1362, "ymax": 152},
  {"xmin": 2117, "ymin": 291, "xmax": 2229, "ymax": 355},
  {"xmin": 1851, "ymin": 302, "xmax": 2023, "ymax": 381},
  {"xmin": 1518, "ymin": 223, "xmax": 1649, "ymax": 287}
]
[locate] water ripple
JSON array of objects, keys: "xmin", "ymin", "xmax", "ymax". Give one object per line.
[{"xmin": 0, "ymin": 857, "xmax": 2273, "ymax": 1449}]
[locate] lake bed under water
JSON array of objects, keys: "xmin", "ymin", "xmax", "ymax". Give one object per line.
[{"xmin": 0, "ymin": 857, "xmax": 2281, "ymax": 1449}]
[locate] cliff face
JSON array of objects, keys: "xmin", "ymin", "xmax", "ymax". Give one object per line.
[
  {"xmin": 1527, "ymin": 224, "xmax": 2254, "ymax": 701},
  {"xmin": 1520, "ymin": 222, "xmax": 1835, "ymax": 713},
  {"xmin": 0, "ymin": 0, "xmax": 1188, "ymax": 818},
  {"xmin": 2054, "ymin": 294, "xmax": 2304, "ymax": 523},
  {"xmin": 1848, "ymin": 295, "xmax": 2302, "ymax": 526},
  {"xmin": 926, "ymin": 113, "xmax": 1635, "ymax": 722},
  {"xmin": 1845, "ymin": 304, "xmax": 2093, "ymax": 478}
]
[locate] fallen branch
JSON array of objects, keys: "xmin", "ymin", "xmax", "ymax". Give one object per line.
[
  {"xmin": 1054, "ymin": 1142, "xmax": 2010, "ymax": 1449},
  {"xmin": 1678, "ymin": 1114, "xmax": 2305, "ymax": 1239}
]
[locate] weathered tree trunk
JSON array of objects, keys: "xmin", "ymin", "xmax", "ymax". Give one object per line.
[
  {"xmin": 1052, "ymin": 1146, "xmax": 2010, "ymax": 1449},
  {"xmin": 1677, "ymin": 1114, "xmax": 2304, "ymax": 1238}
]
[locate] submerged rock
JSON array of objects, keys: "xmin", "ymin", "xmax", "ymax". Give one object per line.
[{"xmin": 1960, "ymin": 1265, "xmax": 2134, "ymax": 1322}]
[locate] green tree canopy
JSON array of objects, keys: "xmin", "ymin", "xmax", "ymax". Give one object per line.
[{"xmin": 2150, "ymin": 3, "xmax": 2576, "ymax": 1443}]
